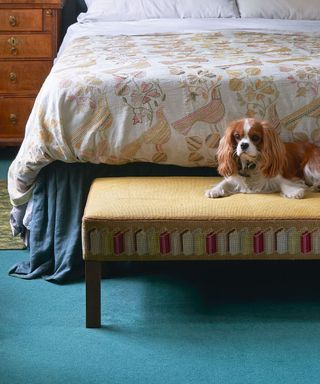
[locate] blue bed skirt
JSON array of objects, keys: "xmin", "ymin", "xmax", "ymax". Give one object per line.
[{"xmin": 9, "ymin": 161, "xmax": 215, "ymax": 283}]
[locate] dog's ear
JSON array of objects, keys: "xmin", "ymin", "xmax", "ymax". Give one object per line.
[
  {"xmin": 217, "ymin": 121, "xmax": 238, "ymax": 177},
  {"xmin": 260, "ymin": 121, "xmax": 287, "ymax": 177}
]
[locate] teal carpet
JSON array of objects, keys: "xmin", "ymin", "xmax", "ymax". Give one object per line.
[
  {"xmin": 2, "ymin": 150, "xmax": 320, "ymax": 383},
  {"xmin": 0, "ymin": 147, "xmax": 18, "ymax": 180},
  {"xmin": 2, "ymin": 250, "xmax": 320, "ymax": 384}
]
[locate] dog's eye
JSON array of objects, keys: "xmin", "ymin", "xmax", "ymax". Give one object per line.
[
  {"xmin": 234, "ymin": 133, "xmax": 241, "ymax": 140},
  {"xmin": 251, "ymin": 134, "xmax": 260, "ymax": 142}
]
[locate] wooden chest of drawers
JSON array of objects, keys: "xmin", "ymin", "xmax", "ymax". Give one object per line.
[{"xmin": 0, "ymin": 0, "xmax": 64, "ymax": 146}]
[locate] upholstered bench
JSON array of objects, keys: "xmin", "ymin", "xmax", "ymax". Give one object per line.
[{"xmin": 82, "ymin": 176, "xmax": 320, "ymax": 327}]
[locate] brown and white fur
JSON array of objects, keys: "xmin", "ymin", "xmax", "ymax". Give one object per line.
[{"xmin": 205, "ymin": 118, "xmax": 320, "ymax": 199}]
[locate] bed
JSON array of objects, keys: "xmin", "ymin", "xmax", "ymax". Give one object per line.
[{"xmin": 8, "ymin": 0, "xmax": 320, "ymax": 283}]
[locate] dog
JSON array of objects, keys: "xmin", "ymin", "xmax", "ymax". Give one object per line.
[{"xmin": 205, "ymin": 118, "xmax": 320, "ymax": 199}]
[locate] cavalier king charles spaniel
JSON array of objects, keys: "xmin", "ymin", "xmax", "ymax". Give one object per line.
[{"xmin": 205, "ymin": 118, "xmax": 320, "ymax": 199}]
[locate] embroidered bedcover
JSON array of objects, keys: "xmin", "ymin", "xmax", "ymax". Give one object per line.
[{"xmin": 8, "ymin": 29, "xmax": 320, "ymax": 206}]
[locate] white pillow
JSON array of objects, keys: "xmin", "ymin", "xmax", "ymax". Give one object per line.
[
  {"xmin": 79, "ymin": 0, "xmax": 239, "ymax": 22},
  {"xmin": 177, "ymin": 0, "xmax": 239, "ymax": 18},
  {"xmin": 237, "ymin": 0, "xmax": 320, "ymax": 20}
]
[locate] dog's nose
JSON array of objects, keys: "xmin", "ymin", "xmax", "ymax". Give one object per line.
[{"xmin": 240, "ymin": 142, "xmax": 249, "ymax": 150}]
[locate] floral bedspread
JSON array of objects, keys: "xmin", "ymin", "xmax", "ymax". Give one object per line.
[{"xmin": 8, "ymin": 30, "xmax": 320, "ymax": 205}]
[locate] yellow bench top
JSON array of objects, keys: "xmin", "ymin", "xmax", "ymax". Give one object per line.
[{"xmin": 83, "ymin": 177, "xmax": 320, "ymax": 222}]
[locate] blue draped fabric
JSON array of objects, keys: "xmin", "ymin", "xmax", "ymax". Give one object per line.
[{"xmin": 9, "ymin": 161, "xmax": 215, "ymax": 283}]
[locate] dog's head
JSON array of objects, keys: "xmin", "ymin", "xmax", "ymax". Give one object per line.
[{"xmin": 217, "ymin": 118, "xmax": 286, "ymax": 178}]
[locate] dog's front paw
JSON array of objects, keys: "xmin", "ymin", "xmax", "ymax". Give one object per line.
[
  {"xmin": 205, "ymin": 188, "xmax": 225, "ymax": 198},
  {"xmin": 282, "ymin": 188, "xmax": 305, "ymax": 199}
]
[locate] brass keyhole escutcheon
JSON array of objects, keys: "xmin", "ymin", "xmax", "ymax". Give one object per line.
[{"xmin": 8, "ymin": 36, "xmax": 18, "ymax": 46}]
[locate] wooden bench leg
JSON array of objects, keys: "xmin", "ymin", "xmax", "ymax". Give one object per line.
[{"xmin": 85, "ymin": 261, "xmax": 101, "ymax": 328}]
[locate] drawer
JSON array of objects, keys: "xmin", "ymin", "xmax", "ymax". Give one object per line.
[
  {"xmin": 0, "ymin": 34, "xmax": 52, "ymax": 59},
  {"xmin": 0, "ymin": 61, "xmax": 51, "ymax": 94},
  {"xmin": 0, "ymin": 9, "xmax": 43, "ymax": 31},
  {"xmin": 0, "ymin": 97, "xmax": 35, "ymax": 140}
]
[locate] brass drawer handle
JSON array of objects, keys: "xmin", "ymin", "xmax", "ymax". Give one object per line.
[
  {"xmin": 9, "ymin": 15, "xmax": 17, "ymax": 27},
  {"xmin": 10, "ymin": 47, "xmax": 18, "ymax": 55},
  {"xmin": 9, "ymin": 72, "xmax": 17, "ymax": 82},
  {"xmin": 9, "ymin": 114, "xmax": 17, "ymax": 125}
]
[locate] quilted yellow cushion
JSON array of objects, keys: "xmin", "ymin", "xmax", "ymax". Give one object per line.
[{"xmin": 82, "ymin": 177, "xmax": 320, "ymax": 261}]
